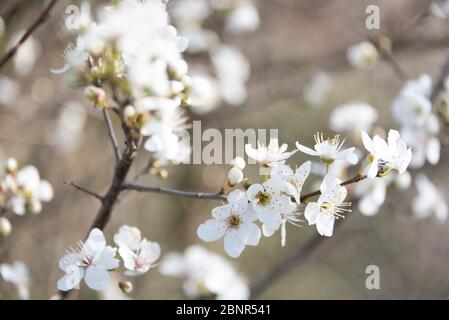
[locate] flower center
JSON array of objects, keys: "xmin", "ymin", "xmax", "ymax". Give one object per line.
[
  {"xmin": 227, "ymin": 215, "xmax": 242, "ymax": 229},
  {"xmin": 257, "ymin": 192, "xmax": 271, "ymax": 206}
]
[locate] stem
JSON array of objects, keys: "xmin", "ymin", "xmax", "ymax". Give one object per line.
[
  {"xmin": 102, "ymin": 109, "xmax": 121, "ymax": 164},
  {"xmin": 0, "ymin": 0, "xmax": 59, "ymax": 71},
  {"xmin": 122, "ymin": 183, "xmax": 226, "ymax": 201}
]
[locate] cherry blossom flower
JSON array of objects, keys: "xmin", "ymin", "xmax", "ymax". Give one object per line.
[
  {"xmin": 413, "ymin": 174, "xmax": 448, "ymax": 223},
  {"xmin": 346, "ymin": 41, "xmax": 379, "ymax": 70},
  {"xmin": 304, "ymin": 175, "xmax": 350, "ymax": 237},
  {"xmin": 355, "ymin": 177, "xmax": 386, "ymax": 216},
  {"xmin": 247, "ymin": 176, "xmax": 296, "ymax": 237},
  {"xmin": 114, "ymin": 225, "xmax": 160, "ymax": 276},
  {"xmin": 271, "ymin": 161, "xmax": 311, "ymax": 204},
  {"xmin": 57, "ymin": 228, "xmax": 119, "ymax": 291},
  {"xmin": 197, "ymin": 189, "xmax": 261, "ymax": 258},
  {"xmin": 11, "ymin": 165, "xmax": 53, "ymax": 215},
  {"xmin": 0, "ymin": 261, "xmax": 30, "ymax": 299},
  {"xmin": 160, "ymin": 245, "xmax": 249, "ymax": 299},
  {"xmin": 245, "ymin": 138, "xmax": 296, "ymax": 167},
  {"xmin": 361, "ymin": 129, "xmax": 412, "ymax": 178},
  {"xmin": 330, "ymin": 102, "xmax": 378, "ymax": 134},
  {"xmin": 296, "ymin": 133, "xmax": 357, "ymax": 166}
]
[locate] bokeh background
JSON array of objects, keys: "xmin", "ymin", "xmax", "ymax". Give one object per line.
[{"xmin": 1, "ymin": 0, "xmax": 449, "ymax": 299}]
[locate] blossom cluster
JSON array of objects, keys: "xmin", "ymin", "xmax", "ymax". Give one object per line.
[
  {"xmin": 0, "ymin": 158, "xmax": 53, "ymax": 237},
  {"xmin": 197, "ymin": 129, "xmax": 413, "ymax": 258},
  {"xmin": 54, "ymin": 0, "xmax": 191, "ymax": 164},
  {"xmin": 57, "ymin": 226, "xmax": 160, "ymax": 292},
  {"xmin": 169, "ymin": 0, "xmax": 259, "ymax": 113}
]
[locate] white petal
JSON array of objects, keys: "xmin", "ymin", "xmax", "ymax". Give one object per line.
[
  {"xmin": 224, "ymin": 230, "xmax": 245, "ymax": 258},
  {"xmin": 316, "ymin": 213, "xmax": 335, "ymax": 237},
  {"xmin": 197, "ymin": 219, "xmax": 226, "ymax": 241},
  {"xmin": 95, "ymin": 246, "xmax": 119, "ymax": 270},
  {"xmin": 296, "ymin": 142, "xmax": 320, "ymax": 156},
  {"xmin": 84, "ymin": 265, "xmax": 111, "ymax": 291},
  {"xmin": 238, "ymin": 223, "xmax": 261, "ymax": 246},
  {"xmin": 304, "ymin": 202, "xmax": 319, "ymax": 225},
  {"xmin": 38, "ymin": 180, "xmax": 53, "ymax": 202},
  {"xmin": 57, "ymin": 267, "xmax": 84, "ymax": 291},
  {"xmin": 246, "ymin": 183, "xmax": 264, "ymax": 201}
]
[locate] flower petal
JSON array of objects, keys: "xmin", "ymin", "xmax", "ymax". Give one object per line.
[{"xmin": 197, "ymin": 219, "xmax": 226, "ymax": 241}]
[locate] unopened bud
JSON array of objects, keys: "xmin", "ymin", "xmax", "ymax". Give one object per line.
[
  {"xmin": 231, "ymin": 157, "xmax": 245, "ymax": 170},
  {"xmin": 168, "ymin": 59, "xmax": 188, "ymax": 80},
  {"xmin": 84, "ymin": 86, "xmax": 107, "ymax": 107},
  {"xmin": 227, "ymin": 167, "xmax": 243, "ymax": 186},
  {"xmin": 0, "ymin": 217, "xmax": 12, "ymax": 237},
  {"xmin": 123, "ymin": 105, "xmax": 137, "ymax": 124},
  {"xmin": 6, "ymin": 157, "xmax": 18, "ymax": 174},
  {"xmin": 119, "ymin": 281, "xmax": 133, "ymax": 293}
]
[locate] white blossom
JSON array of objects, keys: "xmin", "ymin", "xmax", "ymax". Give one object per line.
[
  {"xmin": 361, "ymin": 129, "xmax": 412, "ymax": 178},
  {"xmin": 413, "ymin": 174, "xmax": 448, "ymax": 222},
  {"xmin": 160, "ymin": 245, "xmax": 249, "ymax": 299},
  {"xmin": 226, "ymin": 3, "xmax": 260, "ymax": 33},
  {"xmin": 330, "ymin": 102, "xmax": 378, "ymax": 134},
  {"xmin": 197, "ymin": 190, "xmax": 261, "ymax": 258},
  {"xmin": 355, "ymin": 177, "xmax": 386, "ymax": 216},
  {"xmin": 296, "ymin": 133, "xmax": 357, "ymax": 165},
  {"xmin": 247, "ymin": 176, "xmax": 296, "ymax": 237},
  {"xmin": 57, "ymin": 228, "xmax": 120, "ymax": 291},
  {"xmin": 304, "ymin": 175, "xmax": 350, "ymax": 237},
  {"xmin": 114, "ymin": 225, "xmax": 160, "ymax": 276},
  {"xmin": 0, "ymin": 261, "xmax": 29, "ymax": 299},
  {"xmin": 245, "ymin": 138, "xmax": 296, "ymax": 167},
  {"xmin": 303, "ymin": 72, "xmax": 332, "ymax": 107},
  {"xmin": 346, "ymin": 41, "xmax": 379, "ymax": 70}
]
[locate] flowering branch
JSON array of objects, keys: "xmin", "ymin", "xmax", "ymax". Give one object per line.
[
  {"xmin": 0, "ymin": 0, "xmax": 59, "ymax": 71},
  {"xmin": 122, "ymin": 183, "xmax": 226, "ymax": 201}
]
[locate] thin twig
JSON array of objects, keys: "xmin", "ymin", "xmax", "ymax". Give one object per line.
[
  {"xmin": 102, "ymin": 109, "xmax": 121, "ymax": 164},
  {"xmin": 123, "ymin": 183, "xmax": 226, "ymax": 201},
  {"xmin": 0, "ymin": 0, "xmax": 59, "ymax": 71},
  {"xmin": 63, "ymin": 180, "xmax": 103, "ymax": 202}
]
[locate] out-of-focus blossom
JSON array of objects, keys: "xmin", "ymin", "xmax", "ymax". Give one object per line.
[
  {"xmin": 355, "ymin": 177, "xmax": 386, "ymax": 216},
  {"xmin": 0, "ymin": 76, "xmax": 20, "ymax": 107},
  {"xmin": 48, "ymin": 101, "xmax": 87, "ymax": 153},
  {"xmin": 211, "ymin": 45, "xmax": 250, "ymax": 106},
  {"xmin": 346, "ymin": 41, "xmax": 379, "ymax": 70},
  {"xmin": 330, "ymin": 102, "xmax": 378, "ymax": 134},
  {"xmin": 169, "ymin": 0, "xmax": 211, "ymax": 26},
  {"xmin": 160, "ymin": 245, "xmax": 249, "ymax": 299},
  {"xmin": 413, "ymin": 174, "xmax": 448, "ymax": 223},
  {"xmin": 303, "ymin": 72, "xmax": 333, "ymax": 107},
  {"xmin": 431, "ymin": 0, "xmax": 449, "ymax": 18},
  {"xmin": 0, "ymin": 261, "xmax": 30, "ymax": 299},
  {"xmin": 10, "ymin": 33, "xmax": 41, "ymax": 76},
  {"xmin": 189, "ymin": 72, "xmax": 220, "ymax": 114},
  {"xmin": 226, "ymin": 3, "xmax": 260, "ymax": 33}
]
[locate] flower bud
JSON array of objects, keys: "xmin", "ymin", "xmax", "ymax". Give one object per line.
[
  {"xmin": 227, "ymin": 167, "xmax": 243, "ymax": 186},
  {"xmin": 29, "ymin": 200, "xmax": 42, "ymax": 215},
  {"xmin": 119, "ymin": 281, "xmax": 133, "ymax": 294},
  {"xmin": 84, "ymin": 85, "xmax": 107, "ymax": 108},
  {"xmin": 0, "ymin": 217, "xmax": 12, "ymax": 237},
  {"xmin": 231, "ymin": 157, "xmax": 245, "ymax": 170},
  {"xmin": 168, "ymin": 59, "xmax": 188, "ymax": 80},
  {"xmin": 6, "ymin": 157, "xmax": 18, "ymax": 174},
  {"xmin": 123, "ymin": 105, "xmax": 137, "ymax": 124}
]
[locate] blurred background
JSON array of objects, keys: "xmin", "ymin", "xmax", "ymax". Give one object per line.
[{"xmin": 1, "ymin": 0, "xmax": 449, "ymax": 299}]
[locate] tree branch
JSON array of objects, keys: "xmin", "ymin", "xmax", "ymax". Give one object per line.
[
  {"xmin": 102, "ymin": 109, "xmax": 121, "ymax": 164},
  {"xmin": 122, "ymin": 183, "xmax": 226, "ymax": 201},
  {"xmin": 0, "ymin": 0, "xmax": 59, "ymax": 71},
  {"xmin": 63, "ymin": 180, "xmax": 104, "ymax": 202}
]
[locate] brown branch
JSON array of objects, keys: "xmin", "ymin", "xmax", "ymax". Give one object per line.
[
  {"xmin": 0, "ymin": 0, "xmax": 59, "ymax": 71},
  {"xmin": 63, "ymin": 180, "xmax": 103, "ymax": 202},
  {"xmin": 102, "ymin": 109, "xmax": 121, "ymax": 164},
  {"xmin": 122, "ymin": 183, "xmax": 226, "ymax": 201}
]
